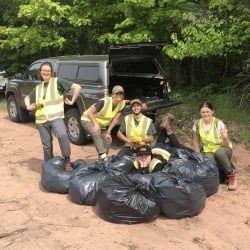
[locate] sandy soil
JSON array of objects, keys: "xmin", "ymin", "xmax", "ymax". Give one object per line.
[{"xmin": 0, "ymin": 111, "xmax": 250, "ymax": 250}]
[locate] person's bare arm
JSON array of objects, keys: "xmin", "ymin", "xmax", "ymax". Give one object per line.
[
  {"xmin": 220, "ymin": 125, "xmax": 231, "ymax": 147},
  {"xmin": 106, "ymin": 112, "xmax": 122, "ymax": 135},
  {"xmin": 64, "ymin": 83, "xmax": 81, "ymax": 105},
  {"xmin": 24, "ymin": 96, "xmax": 37, "ymax": 111},
  {"xmin": 142, "ymin": 135, "xmax": 155, "ymax": 144},
  {"xmin": 117, "ymin": 129, "xmax": 131, "ymax": 143}
]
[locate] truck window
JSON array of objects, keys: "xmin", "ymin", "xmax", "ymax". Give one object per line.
[
  {"xmin": 24, "ymin": 62, "xmax": 41, "ymax": 80},
  {"xmin": 58, "ymin": 64, "xmax": 99, "ymax": 83},
  {"xmin": 77, "ymin": 65, "xmax": 99, "ymax": 82},
  {"xmin": 58, "ymin": 64, "xmax": 78, "ymax": 80}
]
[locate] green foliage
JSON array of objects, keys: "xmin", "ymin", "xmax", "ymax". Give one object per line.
[
  {"xmin": 0, "ymin": 0, "xmax": 249, "ymax": 87},
  {"xmin": 0, "ymin": 97, "xmax": 6, "ymax": 110},
  {"xmin": 18, "ymin": 0, "xmax": 71, "ymax": 23}
]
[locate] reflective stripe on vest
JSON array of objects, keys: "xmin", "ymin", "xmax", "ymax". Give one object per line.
[
  {"xmin": 35, "ymin": 77, "xmax": 64, "ymax": 124},
  {"xmin": 198, "ymin": 117, "xmax": 233, "ymax": 152},
  {"xmin": 125, "ymin": 114, "xmax": 151, "ymax": 137},
  {"xmin": 133, "ymin": 157, "xmax": 162, "ymax": 173},
  {"xmin": 81, "ymin": 97, "xmax": 125, "ymax": 127},
  {"xmin": 152, "ymin": 147, "xmax": 170, "ymax": 162}
]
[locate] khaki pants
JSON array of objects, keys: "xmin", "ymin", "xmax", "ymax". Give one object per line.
[
  {"xmin": 205, "ymin": 147, "xmax": 235, "ymax": 174},
  {"xmin": 81, "ymin": 120, "xmax": 111, "ymax": 156}
]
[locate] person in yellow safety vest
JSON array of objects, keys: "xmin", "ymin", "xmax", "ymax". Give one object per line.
[
  {"xmin": 81, "ymin": 85, "xmax": 126, "ymax": 161},
  {"xmin": 132, "ymin": 145, "xmax": 170, "ymax": 174},
  {"xmin": 117, "ymin": 98, "xmax": 157, "ymax": 156},
  {"xmin": 192, "ymin": 101, "xmax": 237, "ymax": 191},
  {"xmin": 24, "ymin": 62, "xmax": 81, "ymax": 171}
]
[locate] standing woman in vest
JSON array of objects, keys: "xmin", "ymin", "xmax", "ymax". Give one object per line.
[
  {"xmin": 24, "ymin": 62, "xmax": 81, "ymax": 171},
  {"xmin": 192, "ymin": 101, "xmax": 237, "ymax": 191},
  {"xmin": 81, "ymin": 85, "xmax": 126, "ymax": 161}
]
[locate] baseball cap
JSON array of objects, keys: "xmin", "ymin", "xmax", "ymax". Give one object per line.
[
  {"xmin": 112, "ymin": 85, "xmax": 124, "ymax": 94},
  {"xmin": 130, "ymin": 98, "xmax": 142, "ymax": 107},
  {"xmin": 136, "ymin": 145, "xmax": 152, "ymax": 156}
]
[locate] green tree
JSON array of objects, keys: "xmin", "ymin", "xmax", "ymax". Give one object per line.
[{"xmin": 0, "ymin": 0, "xmax": 249, "ymax": 86}]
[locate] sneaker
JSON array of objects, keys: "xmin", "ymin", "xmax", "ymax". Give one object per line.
[
  {"xmin": 99, "ymin": 153, "xmax": 108, "ymax": 161},
  {"xmin": 65, "ymin": 161, "xmax": 73, "ymax": 171},
  {"xmin": 227, "ymin": 172, "xmax": 237, "ymax": 191}
]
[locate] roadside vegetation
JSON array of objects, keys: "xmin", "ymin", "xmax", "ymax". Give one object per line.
[
  {"xmin": 165, "ymin": 86, "xmax": 250, "ymax": 149},
  {"xmin": 0, "ymin": 96, "xmax": 6, "ymax": 110}
]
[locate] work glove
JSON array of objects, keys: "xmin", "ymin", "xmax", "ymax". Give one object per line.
[{"xmin": 130, "ymin": 136, "xmax": 143, "ymax": 143}]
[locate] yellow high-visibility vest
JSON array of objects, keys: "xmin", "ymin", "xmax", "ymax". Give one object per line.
[
  {"xmin": 124, "ymin": 114, "xmax": 152, "ymax": 137},
  {"xmin": 81, "ymin": 97, "xmax": 125, "ymax": 127},
  {"xmin": 35, "ymin": 77, "xmax": 64, "ymax": 124},
  {"xmin": 198, "ymin": 117, "xmax": 232, "ymax": 153},
  {"xmin": 152, "ymin": 147, "xmax": 170, "ymax": 162}
]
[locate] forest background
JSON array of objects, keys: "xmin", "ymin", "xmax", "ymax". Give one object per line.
[{"xmin": 0, "ymin": 0, "xmax": 249, "ymax": 144}]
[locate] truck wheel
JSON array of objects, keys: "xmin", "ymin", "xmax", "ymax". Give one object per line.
[
  {"xmin": 7, "ymin": 95, "xmax": 30, "ymax": 122},
  {"xmin": 65, "ymin": 108, "xmax": 89, "ymax": 145}
]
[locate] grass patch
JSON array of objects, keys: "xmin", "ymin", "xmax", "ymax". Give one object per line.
[
  {"xmin": 165, "ymin": 89, "xmax": 250, "ymax": 149},
  {"xmin": 0, "ymin": 97, "xmax": 6, "ymax": 111}
]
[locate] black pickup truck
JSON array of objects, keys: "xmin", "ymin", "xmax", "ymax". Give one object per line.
[{"xmin": 5, "ymin": 42, "xmax": 181, "ymax": 145}]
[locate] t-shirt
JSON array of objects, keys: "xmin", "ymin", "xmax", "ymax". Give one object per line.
[
  {"xmin": 192, "ymin": 118, "xmax": 225, "ymax": 135},
  {"xmin": 29, "ymin": 77, "xmax": 73, "ymax": 103}
]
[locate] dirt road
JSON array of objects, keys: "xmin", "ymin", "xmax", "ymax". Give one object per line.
[{"xmin": 0, "ymin": 111, "xmax": 250, "ymax": 250}]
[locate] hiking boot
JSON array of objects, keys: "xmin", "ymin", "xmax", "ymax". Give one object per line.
[
  {"xmin": 65, "ymin": 161, "xmax": 73, "ymax": 171},
  {"xmin": 227, "ymin": 172, "xmax": 237, "ymax": 191}
]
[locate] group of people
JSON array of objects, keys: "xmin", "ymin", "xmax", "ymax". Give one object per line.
[{"xmin": 24, "ymin": 62, "xmax": 237, "ymax": 191}]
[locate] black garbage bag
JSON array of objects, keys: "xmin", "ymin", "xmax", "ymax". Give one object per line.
[
  {"xmin": 95, "ymin": 175, "xmax": 161, "ymax": 224},
  {"xmin": 154, "ymin": 143, "xmax": 194, "ymax": 157},
  {"xmin": 168, "ymin": 151, "xmax": 219, "ymax": 197},
  {"xmin": 69, "ymin": 160, "xmax": 111, "ymax": 205},
  {"xmin": 152, "ymin": 172, "xmax": 206, "ymax": 219},
  {"xmin": 41, "ymin": 156, "xmax": 87, "ymax": 194},
  {"xmin": 68, "ymin": 156, "xmax": 134, "ymax": 206},
  {"xmin": 128, "ymin": 172, "xmax": 154, "ymax": 186},
  {"xmin": 71, "ymin": 159, "xmax": 88, "ymax": 170},
  {"xmin": 167, "ymin": 147, "xmax": 195, "ymax": 161},
  {"xmin": 104, "ymin": 155, "xmax": 134, "ymax": 175}
]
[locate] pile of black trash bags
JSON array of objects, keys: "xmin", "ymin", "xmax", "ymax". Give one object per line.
[{"xmin": 41, "ymin": 147, "xmax": 220, "ymax": 224}]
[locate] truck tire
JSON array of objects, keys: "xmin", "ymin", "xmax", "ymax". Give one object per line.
[
  {"xmin": 7, "ymin": 95, "xmax": 30, "ymax": 122},
  {"xmin": 65, "ymin": 108, "xmax": 89, "ymax": 145}
]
